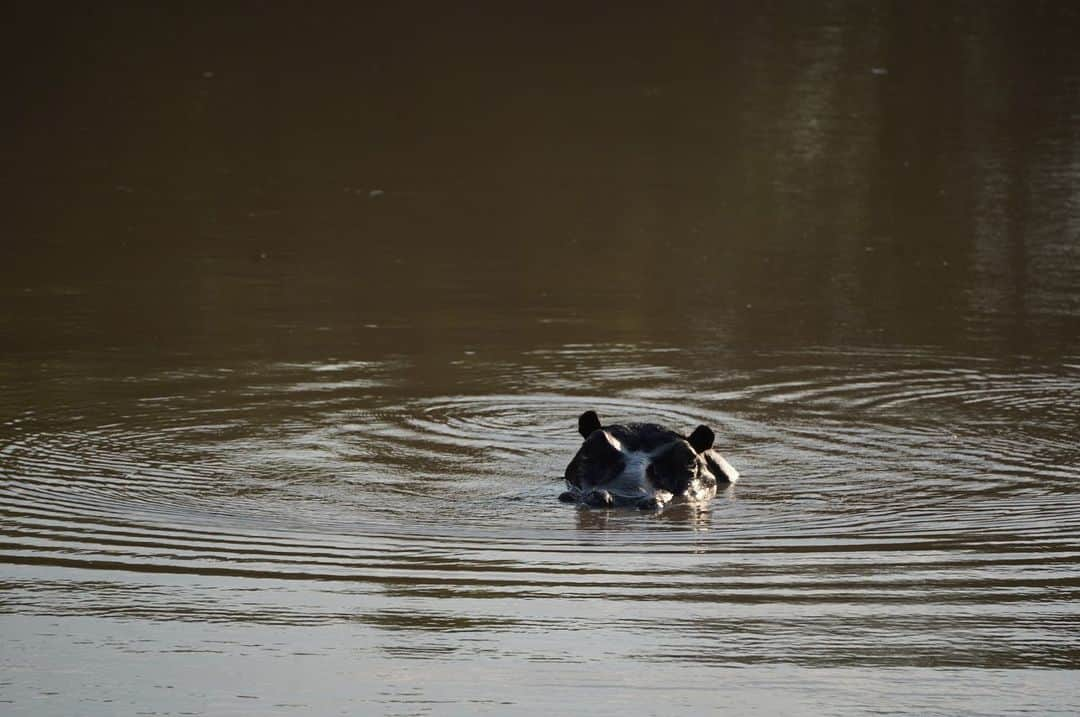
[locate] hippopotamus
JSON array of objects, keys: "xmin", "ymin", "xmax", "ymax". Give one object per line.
[{"xmin": 559, "ymin": 410, "xmax": 739, "ymax": 510}]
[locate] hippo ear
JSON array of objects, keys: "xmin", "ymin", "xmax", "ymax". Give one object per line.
[
  {"xmin": 687, "ymin": 425, "xmax": 715, "ymax": 453},
  {"xmin": 578, "ymin": 410, "xmax": 602, "ymax": 438}
]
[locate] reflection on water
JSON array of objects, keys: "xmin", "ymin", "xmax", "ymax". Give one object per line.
[
  {"xmin": 4, "ymin": 3, "xmax": 1080, "ymax": 359},
  {"xmin": 2, "ymin": 2, "xmax": 1080, "ymax": 715},
  {"xmin": 3, "ymin": 350, "xmax": 1078, "ymax": 713}
]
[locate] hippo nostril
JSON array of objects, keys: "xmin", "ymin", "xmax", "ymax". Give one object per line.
[{"xmin": 583, "ymin": 489, "xmax": 614, "ymax": 508}]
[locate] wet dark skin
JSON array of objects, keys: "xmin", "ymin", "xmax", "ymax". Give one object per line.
[{"xmin": 560, "ymin": 410, "xmax": 738, "ymax": 510}]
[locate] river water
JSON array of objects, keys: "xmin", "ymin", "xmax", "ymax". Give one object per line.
[{"xmin": 3, "ymin": 3, "xmax": 1080, "ymax": 715}]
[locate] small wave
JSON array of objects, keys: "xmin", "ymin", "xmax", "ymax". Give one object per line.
[{"xmin": 0, "ymin": 349, "xmax": 1078, "ymax": 633}]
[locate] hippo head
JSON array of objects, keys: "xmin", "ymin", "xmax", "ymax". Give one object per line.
[{"xmin": 560, "ymin": 410, "xmax": 738, "ymax": 510}]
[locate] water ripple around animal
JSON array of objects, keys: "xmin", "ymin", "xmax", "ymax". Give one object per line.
[{"xmin": 1, "ymin": 349, "xmax": 1078, "ymax": 669}]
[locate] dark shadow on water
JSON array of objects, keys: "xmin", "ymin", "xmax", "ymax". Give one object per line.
[{"xmin": 570, "ymin": 498, "xmax": 722, "ymax": 532}]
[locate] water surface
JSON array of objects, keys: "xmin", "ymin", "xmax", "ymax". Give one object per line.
[{"xmin": 3, "ymin": 3, "xmax": 1080, "ymax": 715}]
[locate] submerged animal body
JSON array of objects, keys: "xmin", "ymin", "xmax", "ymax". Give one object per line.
[{"xmin": 560, "ymin": 410, "xmax": 739, "ymax": 510}]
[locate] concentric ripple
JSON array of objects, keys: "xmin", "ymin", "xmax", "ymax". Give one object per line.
[{"xmin": 1, "ymin": 348, "xmax": 1079, "ymax": 669}]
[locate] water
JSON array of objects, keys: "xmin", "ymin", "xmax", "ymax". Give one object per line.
[{"xmin": 3, "ymin": 3, "xmax": 1080, "ymax": 715}]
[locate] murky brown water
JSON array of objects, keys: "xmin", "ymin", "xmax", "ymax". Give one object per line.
[{"xmin": 3, "ymin": 3, "xmax": 1080, "ymax": 715}]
